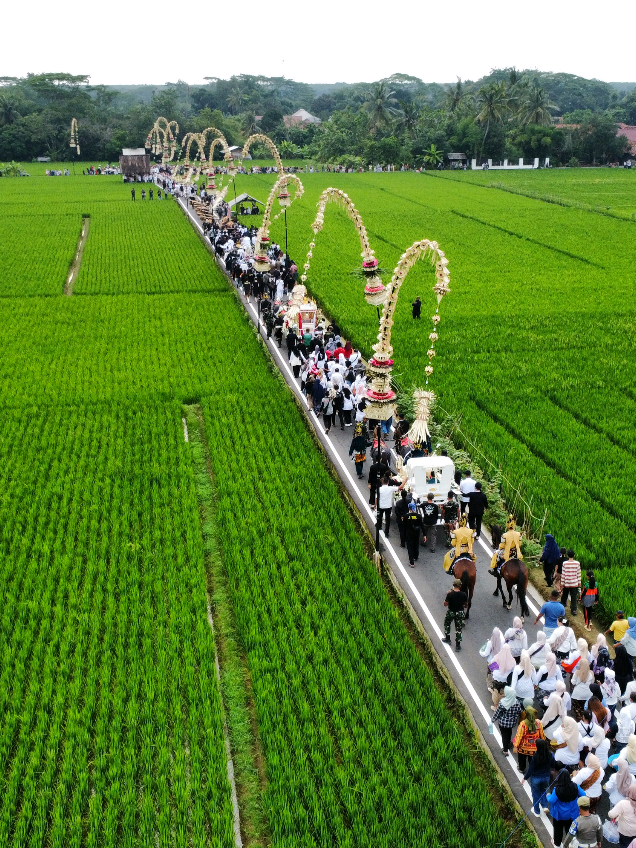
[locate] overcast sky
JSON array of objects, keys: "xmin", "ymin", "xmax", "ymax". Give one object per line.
[{"xmin": 4, "ymin": 1, "xmax": 636, "ymax": 87}]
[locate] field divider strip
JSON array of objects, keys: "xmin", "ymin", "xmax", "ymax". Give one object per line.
[{"xmin": 64, "ymin": 215, "xmax": 90, "ymax": 296}]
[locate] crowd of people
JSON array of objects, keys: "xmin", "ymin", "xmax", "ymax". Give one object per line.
[{"xmin": 480, "ymin": 596, "xmax": 636, "ymax": 846}]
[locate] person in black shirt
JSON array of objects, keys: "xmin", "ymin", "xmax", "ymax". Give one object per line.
[
  {"xmin": 394, "ymin": 490, "xmax": 410, "ymax": 548},
  {"xmin": 422, "ymin": 493, "xmax": 440, "ymax": 552},
  {"xmin": 468, "ymin": 482, "xmax": 489, "ymax": 538},
  {"xmin": 442, "ymin": 491, "xmax": 459, "ymax": 548},
  {"xmin": 404, "ymin": 502, "xmax": 423, "ymax": 566},
  {"xmin": 368, "ymin": 457, "xmax": 390, "ymax": 505},
  {"xmin": 443, "ymin": 579, "xmax": 468, "ymax": 651}
]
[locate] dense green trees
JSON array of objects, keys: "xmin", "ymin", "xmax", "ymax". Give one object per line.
[{"xmin": 0, "ymin": 69, "xmax": 633, "ymax": 167}]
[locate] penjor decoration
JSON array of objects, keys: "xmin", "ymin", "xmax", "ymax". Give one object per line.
[
  {"xmin": 252, "ymin": 174, "xmax": 304, "ymax": 271},
  {"xmin": 306, "ymin": 188, "xmax": 387, "ymax": 306},
  {"xmin": 145, "ymin": 117, "xmax": 179, "ymax": 165},
  {"xmin": 69, "ymin": 119, "xmax": 80, "ymax": 156},
  {"xmin": 365, "ymin": 239, "xmax": 451, "ymax": 421}
]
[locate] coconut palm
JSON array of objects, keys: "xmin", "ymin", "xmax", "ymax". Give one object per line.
[
  {"xmin": 516, "ymin": 84, "xmax": 558, "ymax": 127},
  {"xmin": 396, "ymin": 99, "xmax": 420, "ymax": 138},
  {"xmin": 361, "ymin": 82, "xmax": 399, "ymax": 132},
  {"xmin": 226, "ymin": 86, "xmax": 248, "ymax": 115},
  {"xmin": 444, "ymin": 78, "xmax": 466, "ymax": 114},
  {"xmin": 0, "ymin": 95, "xmax": 20, "ymax": 126},
  {"xmin": 475, "ymin": 81, "xmax": 509, "ymax": 149}
]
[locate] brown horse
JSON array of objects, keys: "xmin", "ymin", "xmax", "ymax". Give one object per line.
[
  {"xmin": 452, "ymin": 553, "xmax": 476, "ymax": 620},
  {"xmin": 493, "ymin": 558, "xmax": 529, "ymax": 618}
]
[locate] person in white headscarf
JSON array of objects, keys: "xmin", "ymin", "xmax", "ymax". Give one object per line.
[
  {"xmin": 617, "ymin": 734, "xmax": 636, "ymax": 776},
  {"xmin": 602, "ymin": 668, "xmax": 621, "ymax": 716},
  {"xmin": 490, "ymin": 643, "xmax": 517, "ymax": 705},
  {"xmin": 527, "ymin": 630, "xmax": 547, "ymax": 670},
  {"xmin": 480, "ymin": 626, "xmax": 504, "ymax": 692},
  {"xmin": 606, "ymin": 756, "xmax": 636, "ymax": 806},
  {"xmin": 512, "ymin": 650, "xmax": 536, "ymax": 702},
  {"xmin": 589, "ymin": 724, "xmax": 610, "ymax": 769},
  {"xmin": 616, "ymin": 707, "xmax": 636, "ymax": 752},
  {"xmin": 572, "ymin": 752, "xmax": 603, "ymax": 813},
  {"xmin": 503, "ymin": 616, "xmax": 528, "ymax": 661},
  {"xmin": 553, "ymin": 716, "xmax": 584, "ymax": 767},
  {"xmin": 534, "ymin": 651, "xmax": 563, "ymax": 697},
  {"xmin": 548, "ymin": 617, "xmax": 577, "ymax": 661},
  {"xmin": 542, "ymin": 686, "xmax": 566, "ymax": 740}
]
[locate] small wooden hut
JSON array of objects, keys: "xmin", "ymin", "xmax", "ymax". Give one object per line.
[{"xmin": 119, "ymin": 148, "xmax": 150, "ymax": 178}]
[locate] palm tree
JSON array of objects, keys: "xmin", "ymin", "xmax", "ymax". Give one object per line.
[
  {"xmin": 475, "ymin": 81, "xmax": 509, "ymax": 150},
  {"xmin": 516, "ymin": 84, "xmax": 558, "ymax": 127},
  {"xmin": 226, "ymin": 86, "xmax": 248, "ymax": 115},
  {"xmin": 444, "ymin": 78, "xmax": 465, "ymax": 114},
  {"xmin": 361, "ymin": 82, "xmax": 399, "ymax": 132},
  {"xmin": 0, "ymin": 95, "xmax": 20, "ymax": 126},
  {"xmin": 423, "ymin": 144, "xmax": 443, "ymax": 168},
  {"xmin": 396, "ymin": 99, "xmax": 419, "ymax": 138}
]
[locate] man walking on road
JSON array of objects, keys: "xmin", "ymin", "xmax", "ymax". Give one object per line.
[
  {"xmin": 443, "ymin": 579, "xmax": 468, "ymax": 651},
  {"xmin": 459, "ymin": 470, "xmax": 476, "ymax": 516},
  {"xmin": 442, "ymin": 491, "xmax": 459, "ymax": 548},
  {"xmin": 560, "ymin": 550, "xmax": 582, "ymax": 616},
  {"xmin": 468, "ymin": 482, "xmax": 489, "ymax": 537},
  {"xmin": 534, "ymin": 589, "xmax": 565, "ymax": 638},
  {"xmin": 375, "ymin": 475, "xmax": 402, "ymax": 537},
  {"xmin": 368, "ymin": 455, "xmax": 390, "ymax": 506},
  {"xmin": 404, "ymin": 502, "xmax": 423, "ymax": 566},
  {"xmin": 422, "ymin": 493, "xmax": 440, "ymax": 552}
]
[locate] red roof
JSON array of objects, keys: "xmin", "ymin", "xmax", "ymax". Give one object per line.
[{"xmin": 617, "ymin": 124, "xmax": 636, "ymax": 154}]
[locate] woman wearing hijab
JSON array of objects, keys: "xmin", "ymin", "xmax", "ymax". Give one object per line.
[
  {"xmin": 503, "ymin": 616, "xmax": 528, "ymax": 662},
  {"xmin": 479, "ymin": 626, "xmax": 504, "ymax": 692},
  {"xmin": 534, "ymin": 651, "xmax": 563, "ymax": 699},
  {"xmin": 553, "ymin": 716, "xmax": 584, "ymax": 770},
  {"xmin": 539, "ymin": 533, "xmax": 561, "ymax": 587},
  {"xmin": 572, "ymin": 752, "xmax": 603, "ymax": 813},
  {"xmin": 606, "ymin": 757, "xmax": 636, "ymax": 807},
  {"xmin": 621, "ymin": 618, "xmax": 636, "ymax": 663},
  {"xmin": 523, "ymin": 738, "xmax": 556, "ymax": 816},
  {"xmin": 571, "ymin": 658, "xmax": 594, "ymax": 719},
  {"xmin": 491, "ymin": 686, "xmax": 522, "ymax": 756},
  {"xmin": 589, "ymin": 724, "xmax": 610, "ymax": 769},
  {"xmin": 615, "ymin": 644, "xmax": 635, "ymax": 696},
  {"xmin": 511, "ymin": 650, "xmax": 536, "ymax": 703},
  {"xmin": 490, "ymin": 643, "xmax": 517, "ymax": 705},
  {"xmin": 549, "ymin": 618, "xmax": 577, "ymax": 662},
  {"xmin": 591, "ymin": 632, "xmax": 612, "ymax": 682},
  {"xmin": 616, "ymin": 708, "xmax": 636, "ymax": 753},
  {"xmin": 547, "ymin": 769, "xmax": 586, "ymax": 848},
  {"xmin": 527, "ymin": 631, "xmax": 548, "ymax": 670},
  {"xmin": 603, "ymin": 668, "xmax": 621, "ymax": 717},
  {"xmin": 513, "ymin": 705, "xmax": 545, "ymax": 771},
  {"xmin": 608, "ymin": 784, "xmax": 636, "ymax": 847},
  {"xmin": 617, "ymin": 735, "xmax": 636, "ymax": 776},
  {"xmin": 542, "ymin": 687, "xmax": 567, "ymax": 740}
]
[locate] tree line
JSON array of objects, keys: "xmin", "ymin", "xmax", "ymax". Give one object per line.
[{"xmin": 1, "ymin": 70, "xmax": 635, "ymax": 166}]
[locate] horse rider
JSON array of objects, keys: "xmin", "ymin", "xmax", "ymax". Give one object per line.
[
  {"xmin": 488, "ymin": 515, "xmax": 524, "ymax": 577},
  {"xmin": 443, "ymin": 516, "xmax": 476, "ymax": 574}
]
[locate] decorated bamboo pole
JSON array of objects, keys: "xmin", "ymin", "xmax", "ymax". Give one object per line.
[
  {"xmin": 69, "ymin": 118, "xmax": 80, "ymax": 156},
  {"xmin": 252, "ymin": 175, "xmax": 304, "ymax": 272},
  {"xmin": 365, "ymin": 240, "xmax": 451, "ymax": 422},
  {"xmin": 303, "ymin": 188, "xmax": 386, "ymax": 306}
]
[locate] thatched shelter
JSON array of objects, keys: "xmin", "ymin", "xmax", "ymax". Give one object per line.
[{"xmin": 119, "ymin": 148, "xmax": 150, "ymax": 178}]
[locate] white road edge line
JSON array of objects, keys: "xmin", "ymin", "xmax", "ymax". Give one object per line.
[{"xmin": 190, "ymin": 204, "xmax": 550, "ymax": 831}]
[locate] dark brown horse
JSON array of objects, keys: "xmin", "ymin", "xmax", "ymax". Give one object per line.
[
  {"xmin": 452, "ymin": 553, "xmax": 476, "ymax": 620},
  {"xmin": 493, "ymin": 557, "xmax": 529, "ymax": 618}
]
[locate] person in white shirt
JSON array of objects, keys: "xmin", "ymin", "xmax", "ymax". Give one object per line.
[
  {"xmin": 553, "ymin": 717, "xmax": 584, "ymax": 767},
  {"xmin": 534, "ymin": 651, "xmax": 563, "ymax": 696},
  {"xmin": 589, "ymin": 725, "xmax": 610, "ymax": 769},
  {"xmin": 621, "ymin": 680, "xmax": 636, "ymax": 706},
  {"xmin": 511, "ymin": 650, "xmax": 535, "ymax": 701},
  {"xmin": 459, "ymin": 470, "xmax": 476, "ymax": 516},
  {"xmin": 527, "ymin": 631, "xmax": 548, "ymax": 669},
  {"xmin": 616, "ymin": 708, "xmax": 636, "ymax": 751},
  {"xmin": 548, "ymin": 619, "xmax": 578, "ymax": 660},
  {"xmin": 616, "ymin": 734, "xmax": 636, "ymax": 775},
  {"xmin": 375, "ymin": 475, "xmax": 404, "ymax": 536},
  {"xmin": 572, "ymin": 753, "xmax": 603, "ymax": 810},
  {"xmin": 503, "ymin": 617, "xmax": 528, "ymax": 659}
]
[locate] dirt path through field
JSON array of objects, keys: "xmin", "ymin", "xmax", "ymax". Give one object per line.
[{"xmin": 64, "ymin": 215, "xmax": 90, "ymax": 296}]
